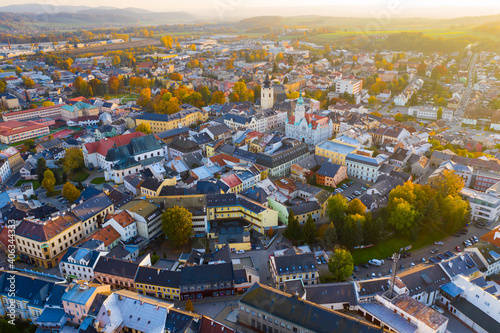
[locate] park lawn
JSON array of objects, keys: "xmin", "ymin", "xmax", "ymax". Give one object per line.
[
  {"xmin": 351, "ymin": 229, "xmax": 447, "ymax": 265},
  {"xmin": 70, "ymin": 170, "xmax": 90, "ymax": 182},
  {"xmin": 90, "ymin": 177, "xmax": 107, "ymax": 185},
  {"xmin": 46, "ymin": 190, "xmax": 62, "ymax": 197},
  {"xmin": 15, "ymin": 179, "xmax": 41, "ymax": 190}
]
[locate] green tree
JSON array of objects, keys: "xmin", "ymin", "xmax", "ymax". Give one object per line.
[
  {"xmin": 63, "ymin": 148, "xmax": 84, "ymax": 173},
  {"xmin": 320, "ymin": 222, "xmax": 337, "ymax": 250},
  {"xmin": 341, "ymin": 214, "xmax": 364, "ymax": 248},
  {"xmin": 363, "ymin": 215, "xmax": 383, "ymax": 245},
  {"xmin": 161, "ymin": 206, "xmax": 193, "ymax": 248},
  {"xmin": 62, "ymin": 181, "xmax": 81, "ymax": 203},
  {"xmin": 303, "ymin": 214, "xmax": 317, "ymax": 244},
  {"xmin": 136, "ymin": 122, "xmax": 152, "ymax": 134},
  {"xmin": 327, "ymin": 194, "xmax": 348, "ymax": 226},
  {"xmin": 328, "ymin": 249, "xmax": 354, "ymax": 282},
  {"xmin": 36, "ymin": 157, "xmax": 47, "ymax": 183},
  {"xmin": 284, "ymin": 210, "xmax": 301, "ymax": 241},
  {"xmin": 394, "ymin": 113, "xmax": 404, "ymax": 122},
  {"xmin": 346, "ymin": 199, "xmax": 366, "ymax": 216},
  {"xmin": 42, "ymin": 169, "xmax": 56, "ymax": 193},
  {"xmin": 368, "ymin": 96, "xmax": 378, "ymax": 107},
  {"xmin": 388, "ymin": 200, "xmax": 420, "ymax": 238},
  {"xmin": 437, "ymin": 107, "xmax": 443, "ymax": 120}
]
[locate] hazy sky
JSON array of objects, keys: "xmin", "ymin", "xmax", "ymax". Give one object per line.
[{"xmin": 3, "ymin": 0, "xmax": 500, "ymax": 11}]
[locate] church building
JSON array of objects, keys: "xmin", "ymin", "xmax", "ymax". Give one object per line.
[{"xmin": 285, "ymin": 93, "xmax": 333, "ymax": 145}]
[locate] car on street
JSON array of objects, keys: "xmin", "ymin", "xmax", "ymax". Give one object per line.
[
  {"xmin": 400, "ymin": 265, "xmax": 404, "ymax": 271},
  {"xmin": 371, "ymin": 273, "xmax": 376, "ymax": 278},
  {"xmin": 316, "ymin": 258, "xmax": 322, "ymax": 265},
  {"xmin": 456, "ymin": 246, "xmax": 462, "ymax": 252},
  {"xmin": 354, "ymin": 266, "xmax": 360, "ymax": 272},
  {"xmin": 236, "ymin": 250, "xmax": 245, "ymax": 254},
  {"xmin": 421, "ymin": 257, "xmax": 426, "ymax": 263},
  {"xmin": 434, "ymin": 241, "xmax": 443, "ymax": 246},
  {"xmin": 321, "ymin": 257, "xmax": 327, "ymax": 264},
  {"xmin": 369, "ymin": 259, "xmax": 384, "ymax": 266},
  {"xmin": 430, "ymin": 249, "xmax": 438, "ymax": 254}
]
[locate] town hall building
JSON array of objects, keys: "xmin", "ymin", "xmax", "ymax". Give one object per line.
[{"xmin": 285, "ymin": 93, "xmax": 333, "ymax": 145}]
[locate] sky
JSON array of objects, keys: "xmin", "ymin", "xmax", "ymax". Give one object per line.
[
  {"xmin": 1, "ymin": 0, "xmax": 500, "ymax": 19},
  {"xmin": 2, "ymin": 0, "xmax": 500, "ymax": 11}
]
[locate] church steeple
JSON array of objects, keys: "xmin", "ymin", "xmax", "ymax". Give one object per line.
[{"xmin": 261, "ymin": 74, "xmax": 274, "ymax": 109}]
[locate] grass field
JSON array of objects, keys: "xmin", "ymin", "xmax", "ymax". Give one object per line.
[
  {"xmin": 306, "ymin": 26, "xmax": 500, "ymax": 43},
  {"xmin": 90, "ymin": 177, "xmax": 107, "ymax": 185},
  {"xmin": 15, "ymin": 179, "xmax": 40, "ymax": 190},
  {"xmin": 351, "ymin": 229, "xmax": 447, "ymax": 265},
  {"xmin": 70, "ymin": 170, "xmax": 90, "ymax": 182}
]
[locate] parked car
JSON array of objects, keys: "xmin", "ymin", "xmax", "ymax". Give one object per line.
[
  {"xmin": 472, "ymin": 236, "xmax": 479, "ymax": 243},
  {"xmin": 369, "ymin": 259, "xmax": 384, "ymax": 266},
  {"xmin": 431, "ymin": 305, "xmax": 445, "ymax": 314},
  {"xmin": 316, "ymin": 258, "xmax": 322, "ymax": 265},
  {"xmin": 236, "ymin": 250, "xmax": 245, "ymax": 254},
  {"xmin": 430, "ymin": 249, "xmax": 438, "ymax": 254},
  {"xmin": 435, "ymin": 241, "xmax": 443, "ymax": 246},
  {"xmin": 453, "ymin": 233, "xmax": 461, "ymax": 237},
  {"xmin": 421, "ymin": 257, "xmax": 426, "ymax": 263},
  {"xmin": 456, "ymin": 246, "xmax": 462, "ymax": 252},
  {"xmin": 321, "ymin": 257, "xmax": 327, "ymax": 264},
  {"xmin": 400, "ymin": 265, "xmax": 404, "ymax": 271},
  {"xmin": 354, "ymin": 266, "xmax": 360, "ymax": 272},
  {"xmin": 371, "ymin": 272, "xmax": 376, "ymax": 278},
  {"xmin": 410, "ymin": 263, "xmax": 415, "ymax": 267},
  {"xmin": 360, "ymin": 263, "xmax": 370, "ymax": 269}
]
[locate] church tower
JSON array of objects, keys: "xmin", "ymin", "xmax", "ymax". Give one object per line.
[
  {"xmin": 294, "ymin": 90, "xmax": 305, "ymax": 124},
  {"xmin": 261, "ymin": 75, "xmax": 274, "ymax": 109}
]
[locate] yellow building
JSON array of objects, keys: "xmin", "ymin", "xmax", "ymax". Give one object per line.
[
  {"xmin": 15, "ymin": 212, "xmax": 83, "ymax": 269},
  {"xmin": 0, "ymin": 147, "xmax": 23, "ymax": 172},
  {"xmin": 315, "ymin": 140, "xmax": 357, "ymax": 165},
  {"xmin": 206, "ymin": 194, "xmax": 278, "ymax": 234},
  {"xmin": 140, "ymin": 177, "xmax": 176, "ymax": 197},
  {"xmin": 136, "ymin": 108, "xmax": 208, "ymax": 134},
  {"xmin": 134, "ymin": 266, "xmax": 181, "ymax": 300}
]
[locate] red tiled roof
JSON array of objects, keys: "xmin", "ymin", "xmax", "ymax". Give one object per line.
[
  {"xmin": 91, "ymin": 225, "xmax": 121, "ymax": 247},
  {"xmin": 222, "ymin": 174, "xmax": 242, "ymax": 188},
  {"xmin": 84, "ymin": 132, "xmax": 145, "ymax": 155},
  {"xmin": 287, "ymin": 113, "xmax": 329, "ymax": 130}
]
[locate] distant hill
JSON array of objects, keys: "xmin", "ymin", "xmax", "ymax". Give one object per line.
[{"xmin": 0, "ymin": 4, "xmax": 197, "ymax": 28}]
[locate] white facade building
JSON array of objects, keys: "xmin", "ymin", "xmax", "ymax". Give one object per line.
[
  {"xmin": 408, "ymin": 106, "xmax": 454, "ymax": 121},
  {"xmin": 286, "ymin": 94, "xmax": 333, "ymax": 145},
  {"xmin": 345, "ymin": 153, "xmax": 388, "ymax": 182}
]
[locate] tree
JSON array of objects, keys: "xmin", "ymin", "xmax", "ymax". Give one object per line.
[
  {"xmin": 346, "ymin": 199, "xmax": 366, "ymax": 216},
  {"xmin": 303, "ymin": 214, "xmax": 317, "ymax": 244},
  {"xmin": 36, "ymin": 157, "xmax": 47, "ymax": 182},
  {"xmin": 160, "ymin": 35, "xmax": 173, "ymax": 49},
  {"xmin": 42, "ymin": 101, "xmax": 55, "ymax": 107},
  {"xmin": 363, "ymin": 215, "xmax": 383, "ymax": 245},
  {"xmin": 42, "ymin": 169, "xmax": 56, "ymax": 193},
  {"xmin": 190, "ymin": 44, "xmax": 196, "ymax": 51},
  {"xmin": 368, "ymin": 96, "xmax": 378, "ymax": 107},
  {"xmin": 22, "ymin": 77, "xmax": 35, "ymax": 88},
  {"xmin": 433, "ymin": 169, "xmax": 465, "ymax": 199},
  {"xmin": 161, "ymin": 206, "xmax": 193, "ymax": 248},
  {"xmin": 394, "ymin": 113, "xmax": 404, "ymax": 122},
  {"xmin": 437, "ymin": 107, "xmax": 443, "ymax": 120},
  {"xmin": 185, "ymin": 300, "xmax": 194, "ymax": 312},
  {"xmin": 62, "ymin": 181, "xmax": 81, "ymax": 203},
  {"xmin": 63, "ymin": 148, "xmax": 84, "ymax": 173},
  {"xmin": 341, "ymin": 214, "xmax": 364, "ymax": 248},
  {"xmin": 171, "ymin": 73, "xmax": 183, "ymax": 81},
  {"xmin": 15, "ymin": 66, "xmax": 22, "ymax": 76},
  {"xmin": 327, "ymin": 194, "xmax": 348, "ymax": 226},
  {"xmin": 284, "ymin": 210, "xmax": 301, "ymax": 241},
  {"xmin": 233, "ymin": 82, "xmax": 248, "ymax": 101},
  {"xmin": 320, "ymin": 222, "xmax": 337, "ymax": 250},
  {"xmin": 328, "ymin": 249, "xmax": 354, "ymax": 282},
  {"xmin": 211, "ymin": 91, "xmax": 226, "ymax": 104},
  {"xmin": 136, "ymin": 122, "xmax": 152, "ymax": 134},
  {"xmin": 388, "ymin": 200, "xmax": 420, "ymax": 238}
]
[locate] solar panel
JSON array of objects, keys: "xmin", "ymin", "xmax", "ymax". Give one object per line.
[
  {"xmin": 429, "ymin": 257, "xmax": 440, "ymax": 263},
  {"xmin": 420, "ymin": 273, "xmax": 433, "ymax": 285},
  {"xmin": 444, "ymin": 251, "xmax": 454, "ymax": 258}
]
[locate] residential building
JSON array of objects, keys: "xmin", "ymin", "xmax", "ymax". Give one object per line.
[
  {"xmin": 345, "ymin": 153, "xmax": 388, "ymax": 182},
  {"xmin": 90, "ymin": 225, "xmax": 121, "ymax": 251},
  {"xmin": 270, "ymin": 247, "xmax": 319, "ymax": 289},
  {"xmin": 0, "ymin": 147, "xmax": 22, "ymax": 173},
  {"xmin": 408, "ymin": 106, "xmax": 454, "ymax": 121},
  {"xmin": 315, "ymin": 140, "xmax": 357, "ymax": 165},
  {"xmin": 136, "ymin": 107, "xmax": 208, "ymax": 133},
  {"xmin": 118, "ymin": 199, "xmax": 163, "ymax": 242},
  {"xmin": 2, "ymin": 104, "xmax": 65, "ymax": 122},
  {"xmin": 94, "ymin": 257, "xmax": 140, "ymax": 290},
  {"xmin": 15, "ymin": 212, "xmax": 84, "ymax": 268},
  {"xmin": 0, "ymin": 120, "xmax": 50, "ymax": 144},
  {"xmin": 239, "ymin": 283, "xmax": 381, "ymax": 333},
  {"xmin": 438, "ymin": 275, "xmax": 500, "ymax": 333},
  {"xmin": 316, "ymin": 162, "xmax": 348, "ymax": 187},
  {"xmin": 35, "ymin": 138, "xmax": 63, "ymax": 153},
  {"xmin": 255, "ymin": 139, "xmax": 310, "ymax": 178},
  {"xmin": 180, "ymin": 262, "xmax": 234, "ymax": 300},
  {"xmin": 140, "ymin": 177, "xmax": 175, "ymax": 197},
  {"xmin": 62, "ymin": 281, "xmax": 111, "ymax": 325},
  {"xmin": 460, "ymin": 187, "xmax": 500, "ymax": 224},
  {"xmin": 61, "ymin": 102, "xmax": 99, "ymax": 121},
  {"xmin": 206, "ymin": 193, "xmax": 278, "ymax": 234},
  {"xmin": 94, "ymin": 125, "xmax": 117, "ymax": 140},
  {"xmin": 72, "ymin": 192, "xmax": 115, "ymax": 237},
  {"xmin": 0, "ymin": 271, "xmax": 63, "ymax": 322},
  {"xmin": 59, "ymin": 246, "xmax": 104, "ymax": 281},
  {"xmin": 335, "ymin": 79, "xmax": 363, "ymax": 95},
  {"xmin": 134, "ymin": 266, "xmax": 181, "ymax": 300},
  {"xmin": 0, "ymin": 159, "xmax": 11, "ymax": 184},
  {"xmin": 102, "ymin": 211, "xmax": 137, "ymax": 242}
]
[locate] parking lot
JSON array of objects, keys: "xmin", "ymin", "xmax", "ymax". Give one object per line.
[
  {"xmin": 335, "ymin": 179, "xmax": 371, "ymax": 201},
  {"xmin": 352, "ymin": 224, "xmax": 490, "ymax": 280}
]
